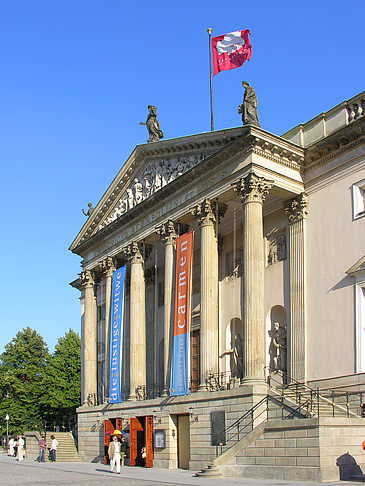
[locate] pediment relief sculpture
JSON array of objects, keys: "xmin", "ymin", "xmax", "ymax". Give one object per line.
[{"xmin": 99, "ymin": 153, "xmax": 205, "ymax": 230}]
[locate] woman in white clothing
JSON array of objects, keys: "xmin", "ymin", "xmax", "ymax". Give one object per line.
[
  {"xmin": 108, "ymin": 435, "xmax": 121, "ymax": 474},
  {"xmin": 50, "ymin": 435, "xmax": 58, "ymax": 462},
  {"xmin": 17, "ymin": 436, "xmax": 25, "ymax": 461}
]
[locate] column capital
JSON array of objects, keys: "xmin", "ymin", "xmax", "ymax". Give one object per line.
[
  {"xmin": 232, "ymin": 171, "xmax": 274, "ymax": 205},
  {"xmin": 122, "ymin": 242, "xmax": 152, "ymax": 263},
  {"xmin": 191, "ymin": 199, "xmax": 227, "ymax": 226},
  {"xmin": 100, "ymin": 256, "xmax": 116, "ymax": 277},
  {"xmin": 156, "ymin": 220, "xmax": 178, "ymax": 245},
  {"xmin": 284, "ymin": 192, "xmax": 309, "ymax": 224},
  {"xmin": 80, "ymin": 269, "xmax": 95, "ymax": 288}
]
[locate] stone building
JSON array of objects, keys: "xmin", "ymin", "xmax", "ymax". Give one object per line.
[{"xmin": 70, "ymin": 91, "xmax": 365, "ymax": 481}]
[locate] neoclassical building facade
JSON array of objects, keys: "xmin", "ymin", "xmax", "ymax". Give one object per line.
[{"xmin": 70, "ymin": 91, "xmax": 365, "ymax": 480}]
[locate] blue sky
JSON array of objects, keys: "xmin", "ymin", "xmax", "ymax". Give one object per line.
[{"xmin": 0, "ymin": 0, "xmax": 364, "ymax": 353}]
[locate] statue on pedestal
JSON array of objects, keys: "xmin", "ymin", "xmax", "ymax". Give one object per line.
[
  {"xmin": 82, "ymin": 202, "xmax": 94, "ymax": 217},
  {"xmin": 238, "ymin": 81, "xmax": 260, "ymax": 127},
  {"xmin": 140, "ymin": 105, "xmax": 164, "ymax": 143},
  {"xmin": 270, "ymin": 322, "xmax": 287, "ymax": 373},
  {"xmin": 220, "ymin": 333, "xmax": 243, "ymax": 379}
]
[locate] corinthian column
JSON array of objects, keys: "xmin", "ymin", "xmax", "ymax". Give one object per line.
[
  {"xmin": 233, "ymin": 172, "xmax": 273, "ymax": 385},
  {"xmin": 124, "ymin": 242, "xmax": 146, "ymax": 400},
  {"xmin": 191, "ymin": 199, "xmax": 226, "ymax": 388},
  {"xmin": 156, "ymin": 221, "xmax": 178, "ymax": 395},
  {"xmin": 80, "ymin": 269, "xmax": 97, "ymax": 405},
  {"xmin": 284, "ymin": 193, "xmax": 308, "ymax": 382},
  {"xmin": 101, "ymin": 256, "xmax": 116, "ymax": 401}
]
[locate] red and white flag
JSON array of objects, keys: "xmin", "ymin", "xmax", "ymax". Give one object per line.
[{"xmin": 212, "ymin": 30, "xmax": 252, "ymax": 76}]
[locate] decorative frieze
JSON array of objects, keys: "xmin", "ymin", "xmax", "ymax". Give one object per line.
[
  {"xmin": 284, "ymin": 193, "xmax": 309, "ymax": 224},
  {"xmin": 232, "ymin": 172, "xmax": 274, "ymax": 205},
  {"xmin": 100, "ymin": 154, "xmax": 205, "ymax": 229}
]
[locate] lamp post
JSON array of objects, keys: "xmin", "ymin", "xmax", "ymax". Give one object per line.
[{"xmin": 5, "ymin": 414, "xmax": 9, "ymax": 448}]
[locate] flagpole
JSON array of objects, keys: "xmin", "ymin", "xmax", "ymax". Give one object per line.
[{"xmin": 207, "ymin": 28, "xmax": 214, "ymax": 131}]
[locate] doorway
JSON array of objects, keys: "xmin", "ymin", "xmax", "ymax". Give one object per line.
[
  {"xmin": 130, "ymin": 416, "xmax": 153, "ymax": 467},
  {"xmin": 103, "ymin": 417, "xmax": 123, "ymax": 464},
  {"xmin": 177, "ymin": 414, "xmax": 190, "ymax": 469}
]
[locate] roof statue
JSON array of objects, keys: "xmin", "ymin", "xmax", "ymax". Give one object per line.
[
  {"xmin": 140, "ymin": 105, "xmax": 164, "ymax": 143},
  {"xmin": 82, "ymin": 202, "xmax": 94, "ymax": 217},
  {"xmin": 238, "ymin": 81, "xmax": 260, "ymax": 127}
]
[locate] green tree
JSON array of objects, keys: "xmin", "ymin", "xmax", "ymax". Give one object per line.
[
  {"xmin": 42, "ymin": 329, "xmax": 81, "ymax": 428},
  {"xmin": 0, "ymin": 327, "xmax": 50, "ymax": 434}
]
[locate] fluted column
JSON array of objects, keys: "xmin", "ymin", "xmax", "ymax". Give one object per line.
[
  {"xmin": 191, "ymin": 199, "xmax": 226, "ymax": 388},
  {"xmin": 101, "ymin": 256, "xmax": 116, "ymax": 401},
  {"xmin": 156, "ymin": 221, "xmax": 178, "ymax": 395},
  {"xmin": 233, "ymin": 172, "xmax": 273, "ymax": 385},
  {"xmin": 124, "ymin": 242, "xmax": 146, "ymax": 400},
  {"xmin": 284, "ymin": 193, "xmax": 309, "ymax": 382},
  {"xmin": 80, "ymin": 270, "xmax": 97, "ymax": 405}
]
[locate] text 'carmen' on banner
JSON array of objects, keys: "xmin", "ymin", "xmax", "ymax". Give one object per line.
[
  {"xmin": 109, "ymin": 265, "xmax": 126, "ymax": 403},
  {"xmin": 170, "ymin": 231, "xmax": 194, "ymax": 396}
]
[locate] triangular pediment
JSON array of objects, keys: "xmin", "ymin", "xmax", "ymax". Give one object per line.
[
  {"xmin": 346, "ymin": 255, "xmax": 365, "ymax": 276},
  {"xmin": 69, "ymin": 127, "xmax": 248, "ymax": 253}
]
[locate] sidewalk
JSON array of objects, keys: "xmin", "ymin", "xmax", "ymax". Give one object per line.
[{"xmin": 0, "ymin": 454, "xmax": 363, "ymax": 486}]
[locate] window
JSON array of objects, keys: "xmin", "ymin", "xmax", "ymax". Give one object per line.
[
  {"xmin": 352, "ymin": 179, "xmax": 365, "ymax": 219},
  {"xmin": 97, "ymin": 304, "xmax": 106, "ymax": 321}
]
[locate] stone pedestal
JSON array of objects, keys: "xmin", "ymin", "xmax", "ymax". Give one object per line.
[
  {"xmin": 124, "ymin": 242, "xmax": 146, "ymax": 400},
  {"xmin": 233, "ymin": 172, "xmax": 273, "ymax": 385},
  {"xmin": 285, "ymin": 193, "xmax": 308, "ymax": 382},
  {"xmin": 80, "ymin": 270, "xmax": 97, "ymax": 405}
]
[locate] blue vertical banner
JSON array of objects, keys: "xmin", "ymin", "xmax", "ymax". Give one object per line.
[{"xmin": 109, "ymin": 265, "xmax": 126, "ymax": 403}]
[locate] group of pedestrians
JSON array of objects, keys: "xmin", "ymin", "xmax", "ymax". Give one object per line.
[
  {"xmin": 7, "ymin": 436, "xmax": 25, "ymax": 460},
  {"xmin": 36, "ymin": 435, "xmax": 58, "ymax": 462},
  {"xmin": 7, "ymin": 434, "xmax": 58, "ymax": 463}
]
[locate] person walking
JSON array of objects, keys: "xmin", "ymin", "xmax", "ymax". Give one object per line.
[
  {"xmin": 8, "ymin": 437, "xmax": 15, "ymax": 457},
  {"xmin": 50, "ymin": 435, "xmax": 58, "ymax": 462},
  {"xmin": 17, "ymin": 436, "xmax": 25, "ymax": 461},
  {"xmin": 36, "ymin": 435, "xmax": 47, "ymax": 462},
  {"xmin": 108, "ymin": 435, "xmax": 121, "ymax": 474}
]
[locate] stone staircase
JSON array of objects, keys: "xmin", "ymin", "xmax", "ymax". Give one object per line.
[
  {"xmin": 50, "ymin": 432, "xmax": 80, "ymax": 462},
  {"xmin": 195, "ymin": 378, "xmax": 362, "ymax": 479},
  {"xmin": 195, "ymin": 465, "xmax": 222, "ymax": 478}
]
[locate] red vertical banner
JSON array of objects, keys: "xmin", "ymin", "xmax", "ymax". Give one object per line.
[{"xmin": 170, "ymin": 231, "xmax": 194, "ymax": 395}]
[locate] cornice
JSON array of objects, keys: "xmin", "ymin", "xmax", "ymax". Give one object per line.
[{"xmin": 303, "ymin": 117, "xmax": 365, "ymax": 173}]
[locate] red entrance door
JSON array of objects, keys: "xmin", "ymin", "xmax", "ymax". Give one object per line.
[
  {"xmin": 130, "ymin": 416, "xmax": 154, "ymax": 467},
  {"xmin": 130, "ymin": 417, "xmax": 143, "ymax": 467},
  {"xmin": 104, "ymin": 419, "xmax": 114, "ymax": 464},
  {"xmin": 145, "ymin": 416, "xmax": 154, "ymax": 468}
]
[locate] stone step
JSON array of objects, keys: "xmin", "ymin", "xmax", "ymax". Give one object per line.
[{"xmin": 195, "ymin": 464, "xmax": 223, "ymax": 477}]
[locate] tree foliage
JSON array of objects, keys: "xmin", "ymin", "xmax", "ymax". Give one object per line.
[
  {"xmin": 0, "ymin": 327, "xmax": 81, "ymax": 435},
  {"xmin": 0, "ymin": 327, "xmax": 50, "ymax": 434},
  {"xmin": 41, "ymin": 329, "xmax": 81, "ymax": 426}
]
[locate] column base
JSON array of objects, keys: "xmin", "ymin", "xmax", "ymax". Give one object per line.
[{"xmin": 240, "ymin": 376, "xmax": 266, "ymax": 387}]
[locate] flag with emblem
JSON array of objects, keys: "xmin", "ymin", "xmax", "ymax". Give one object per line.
[{"xmin": 212, "ymin": 30, "xmax": 252, "ymax": 75}]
